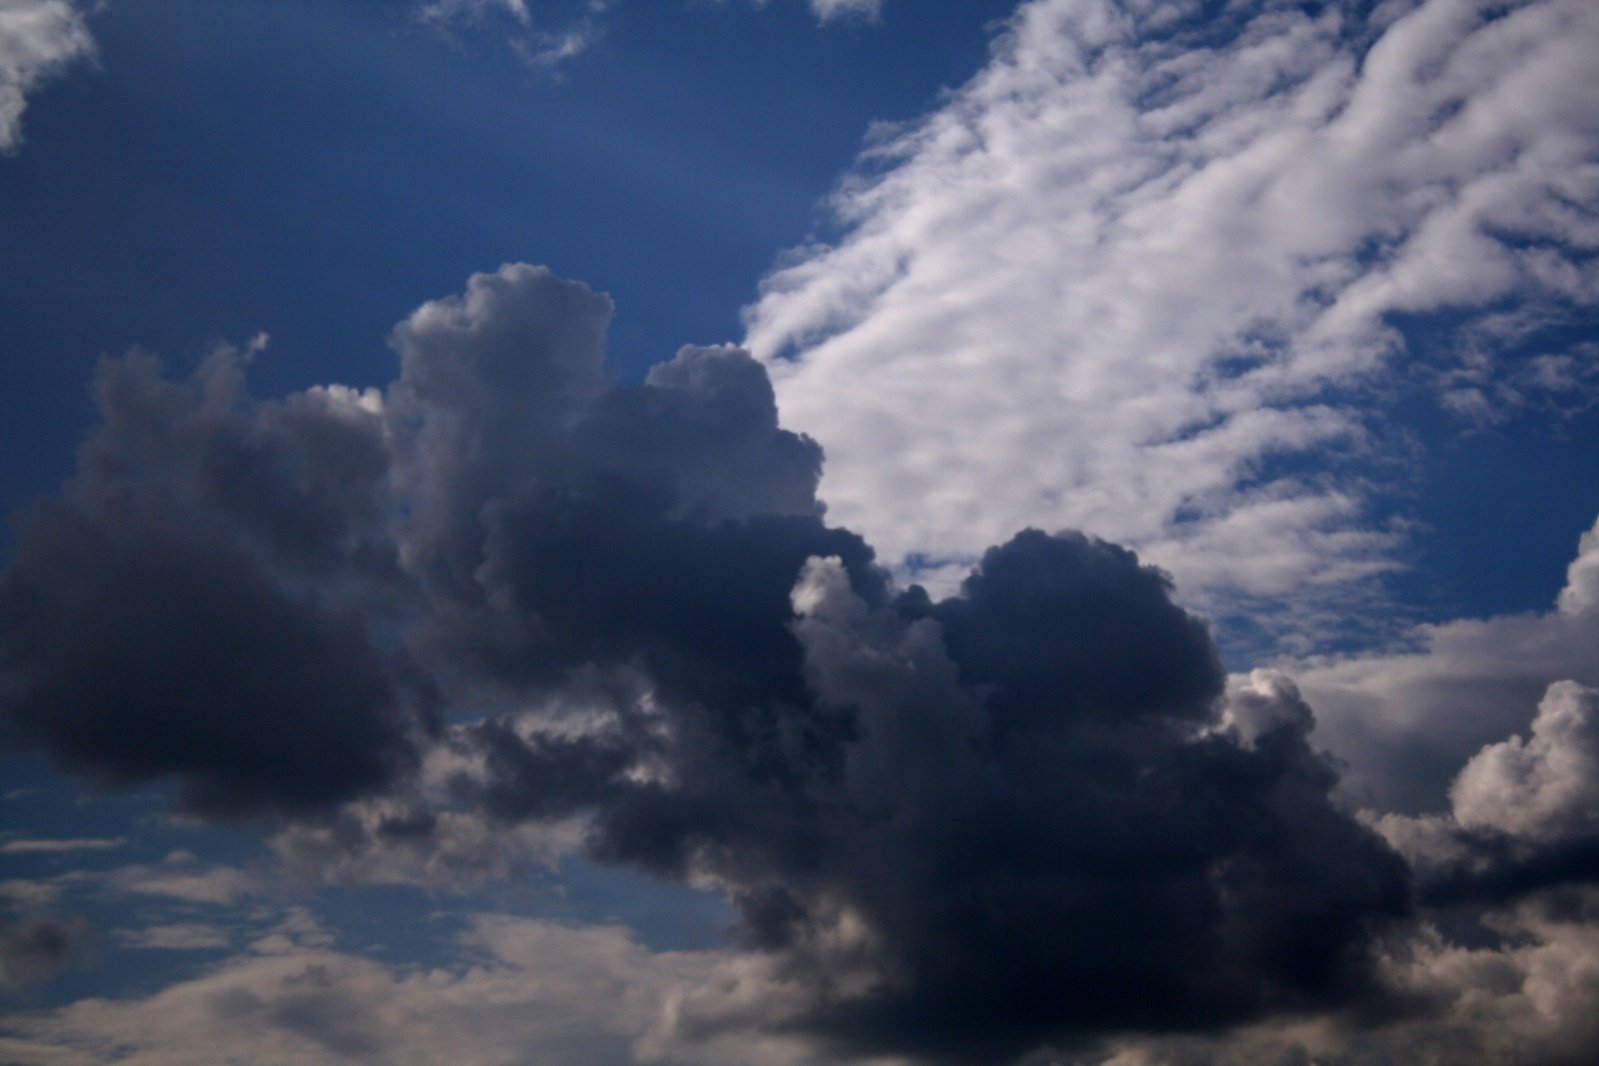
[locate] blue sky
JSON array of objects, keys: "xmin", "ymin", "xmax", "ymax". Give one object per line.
[{"xmin": 2, "ymin": 2, "xmax": 1598, "ymax": 1064}]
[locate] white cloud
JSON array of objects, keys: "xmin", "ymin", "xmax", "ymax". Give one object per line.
[
  {"xmin": 743, "ymin": 0, "xmax": 1599, "ymax": 637},
  {"xmin": 1288, "ymin": 513, "xmax": 1599, "ymax": 813},
  {"xmin": 1450, "ymin": 681, "xmax": 1599, "ymax": 841},
  {"xmin": 0, "ymin": 0, "xmax": 95, "ymax": 152}
]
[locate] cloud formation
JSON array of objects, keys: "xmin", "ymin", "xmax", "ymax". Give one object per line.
[
  {"xmin": 0, "ymin": 264, "xmax": 1435, "ymax": 1061},
  {"xmin": 0, "ymin": 0, "xmax": 94, "ymax": 152},
  {"xmin": 743, "ymin": 0, "xmax": 1599, "ymax": 638}
]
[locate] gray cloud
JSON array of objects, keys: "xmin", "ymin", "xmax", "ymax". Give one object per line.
[
  {"xmin": 0, "ymin": 344, "xmax": 426, "ymax": 818},
  {"xmin": 0, "ymin": 915, "xmax": 84, "ymax": 991}
]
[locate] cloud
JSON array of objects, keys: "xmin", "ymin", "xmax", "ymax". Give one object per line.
[
  {"xmin": 114, "ymin": 923, "xmax": 232, "ymax": 951},
  {"xmin": 0, "ymin": 839, "xmax": 125, "ymax": 855},
  {"xmin": 1450, "ymin": 681, "xmax": 1599, "ymax": 843},
  {"xmin": 732, "ymin": 0, "xmax": 883, "ymax": 24},
  {"xmin": 0, "ymin": 916, "xmax": 85, "ymax": 992},
  {"xmin": 417, "ymin": 0, "xmax": 614, "ymax": 68},
  {"xmin": 0, "ymin": 916, "xmax": 760, "ymax": 1066},
  {"xmin": 1060, "ymin": 890, "xmax": 1599, "ymax": 1066},
  {"xmin": 415, "ymin": 0, "xmax": 876, "ymax": 68},
  {"xmin": 742, "ymin": 0, "xmax": 1599, "ymax": 640},
  {"xmin": 0, "ymin": 342, "xmax": 429, "ymax": 818},
  {"xmin": 1288, "ymin": 513, "xmax": 1599, "ymax": 813},
  {"xmin": 105, "ymin": 854, "xmax": 265, "ymax": 906},
  {"xmin": 0, "ymin": 0, "xmax": 95, "ymax": 153}
]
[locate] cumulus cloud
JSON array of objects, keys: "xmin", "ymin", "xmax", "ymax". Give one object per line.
[
  {"xmin": 1451, "ymin": 681, "xmax": 1599, "ymax": 842},
  {"xmin": 0, "ymin": 0, "xmax": 95, "ymax": 152},
  {"xmin": 743, "ymin": 0, "xmax": 1599, "ymax": 640},
  {"xmin": 0, "ymin": 341, "xmax": 429, "ymax": 818}
]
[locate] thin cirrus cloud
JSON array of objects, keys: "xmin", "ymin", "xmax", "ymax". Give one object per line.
[
  {"xmin": 415, "ymin": 0, "xmax": 881, "ymax": 67},
  {"xmin": 0, "ymin": 0, "xmax": 96, "ymax": 152},
  {"xmin": 744, "ymin": 0, "xmax": 1599, "ymax": 637}
]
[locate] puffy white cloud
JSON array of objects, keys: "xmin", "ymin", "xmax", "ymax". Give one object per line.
[
  {"xmin": 1450, "ymin": 681, "xmax": 1599, "ymax": 841},
  {"xmin": 744, "ymin": 0, "xmax": 1599, "ymax": 635},
  {"xmin": 0, "ymin": 0, "xmax": 95, "ymax": 152}
]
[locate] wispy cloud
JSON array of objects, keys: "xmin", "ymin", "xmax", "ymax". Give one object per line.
[
  {"xmin": 415, "ymin": 0, "xmax": 881, "ymax": 69},
  {"xmin": 105, "ymin": 854, "xmax": 265, "ymax": 906},
  {"xmin": 114, "ymin": 922, "xmax": 232, "ymax": 951},
  {"xmin": 0, "ymin": 837, "xmax": 125, "ymax": 855},
  {"xmin": 745, "ymin": 0, "xmax": 1599, "ymax": 643}
]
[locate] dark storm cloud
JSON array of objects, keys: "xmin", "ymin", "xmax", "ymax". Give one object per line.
[
  {"xmin": 563, "ymin": 547, "xmax": 1411, "ymax": 1064},
  {"xmin": 3, "ymin": 263, "xmax": 1434, "ymax": 1060},
  {"xmin": 0, "ymin": 347, "xmax": 423, "ymax": 816}
]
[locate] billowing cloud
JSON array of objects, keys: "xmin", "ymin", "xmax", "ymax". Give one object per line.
[
  {"xmin": 0, "ymin": 0, "xmax": 95, "ymax": 152},
  {"xmin": 0, "ymin": 264, "xmax": 1434, "ymax": 1060},
  {"xmin": 743, "ymin": 0, "xmax": 1599, "ymax": 640},
  {"xmin": 1450, "ymin": 681, "xmax": 1599, "ymax": 843},
  {"xmin": 0, "ymin": 342, "xmax": 427, "ymax": 818}
]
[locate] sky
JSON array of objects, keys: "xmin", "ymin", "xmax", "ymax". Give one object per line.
[{"xmin": 0, "ymin": 0, "xmax": 1597, "ymax": 1063}]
